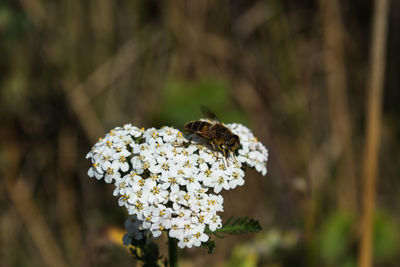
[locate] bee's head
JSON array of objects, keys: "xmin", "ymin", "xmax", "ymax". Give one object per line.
[{"xmin": 226, "ymin": 134, "xmax": 240, "ymax": 151}]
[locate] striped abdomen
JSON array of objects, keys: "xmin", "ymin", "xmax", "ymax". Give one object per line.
[{"xmin": 184, "ymin": 120, "xmax": 212, "ymax": 139}]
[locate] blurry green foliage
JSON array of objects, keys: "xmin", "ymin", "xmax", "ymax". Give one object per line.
[
  {"xmin": 373, "ymin": 211, "xmax": 400, "ymax": 262},
  {"xmin": 227, "ymin": 245, "xmax": 258, "ymax": 267},
  {"xmin": 152, "ymin": 78, "xmax": 248, "ymax": 128},
  {"xmin": 342, "ymin": 258, "xmax": 357, "ymax": 267},
  {"xmin": 318, "ymin": 212, "xmax": 355, "ymax": 265},
  {"xmin": 0, "ymin": 2, "xmax": 30, "ymax": 45},
  {"xmin": 318, "ymin": 210, "xmax": 399, "ymax": 266},
  {"xmin": 226, "ymin": 229, "xmax": 300, "ymax": 267}
]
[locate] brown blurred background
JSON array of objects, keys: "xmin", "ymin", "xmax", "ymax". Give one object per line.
[{"xmin": 1, "ymin": 0, "xmax": 399, "ymax": 266}]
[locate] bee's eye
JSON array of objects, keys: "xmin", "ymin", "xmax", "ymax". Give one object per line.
[{"xmin": 227, "ymin": 135, "xmax": 239, "ymax": 147}]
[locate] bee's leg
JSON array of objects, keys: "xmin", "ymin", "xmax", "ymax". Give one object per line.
[
  {"xmin": 211, "ymin": 142, "xmax": 220, "ymax": 160},
  {"xmin": 174, "ymin": 136, "xmax": 193, "ymax": 147},
  {"xmin": 187, "ymin": 136, "xmax": 193, "ymax": 145},
  {"xmin": 221, "ymin": 148, "xmax": 229, "ymax": 167},
  {"xmin": 231, "ymin": 151, "xmax": 237, "ymax": 162}
]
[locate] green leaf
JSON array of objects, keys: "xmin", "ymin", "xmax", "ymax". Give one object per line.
[
  {"xmin": 202, "ymin": 239, "xmax": 216, "ymax": 254},
  {"xmin": 206, "ymin": 217, "xmax": 262, "ymax": 236}
]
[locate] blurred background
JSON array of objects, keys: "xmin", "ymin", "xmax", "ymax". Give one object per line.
[{"xmin": 1, "ymin": 0, "xmax": 399, "ymax": 266}]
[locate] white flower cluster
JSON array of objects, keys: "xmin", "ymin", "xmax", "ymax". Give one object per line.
[{"xmin": 86, "ymin": 123, "xmax": 268, "ymax": 248}]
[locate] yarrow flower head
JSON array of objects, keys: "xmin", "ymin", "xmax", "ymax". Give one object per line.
[{"xmin": 87, "ymin": 123, "xmax": 268, "ymax": 248}]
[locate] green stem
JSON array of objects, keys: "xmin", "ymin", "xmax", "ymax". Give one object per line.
[{"xmin": 168, "ymin": 236, "xmax": 178, "ymax": 267}]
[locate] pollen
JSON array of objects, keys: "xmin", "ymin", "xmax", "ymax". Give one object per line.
[
  {"xmin": 150, "ymin": 173, "xmax": 159, "ymax": 181},
  {"xmin": 183, "ymin": 160, "xmax": 191, "ymax": 168},
  {"xmin": 138, "ymin": 179, "xmax": 145, "ymax": 186},
  {"xmin": 198, "ymin": 215, "xmax": 205, "ymax": 223},
  {"xmin": 204, "ymin": 169, "xmax": 212, "ymax": 177},
  {"xmin": 142, "ymin": 161, "xmax": 150, "ymax": 169},
  {"xmin": 121, "ymin": 194, "xmax": 129, "ymax": 202},
  {"xmin": 151, "ymin": 186, "xmax": 160, "ymax": 194},
  {"xmin": 106, "ymin": 167, "xmax": 114, "ymax": 175},
  {"xmin": 135, "ymin": 202, "xmax": 143, "ymax": 210},
  {"xmin": 161, "ymin": 163, "xmax": 170, "ymax": 171}
]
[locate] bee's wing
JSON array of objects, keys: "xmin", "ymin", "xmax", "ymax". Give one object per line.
[{"xmin": 200, "ymin": 105, "xmax": 221, "ymax": 123}]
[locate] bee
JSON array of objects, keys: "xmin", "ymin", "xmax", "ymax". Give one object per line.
[{"xmin": 184, "ymin": 106, "xmax": 240, "ymax": 165}]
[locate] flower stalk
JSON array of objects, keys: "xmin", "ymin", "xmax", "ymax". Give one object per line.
[{"xmin": 168, "ymin": 236, "xmax": 178, "ymax": 267}]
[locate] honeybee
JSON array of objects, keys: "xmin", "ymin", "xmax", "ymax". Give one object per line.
[{"xmin": 184, "ymin": 106, "xmax": 240, "ymax": 164}]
